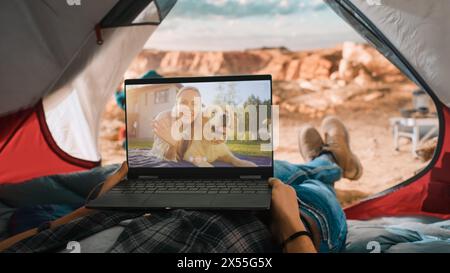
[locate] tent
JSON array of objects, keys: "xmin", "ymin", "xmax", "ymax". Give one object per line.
[{"xmin": 0, "ymin": 0, "xmax": 448, "ymax": 220}]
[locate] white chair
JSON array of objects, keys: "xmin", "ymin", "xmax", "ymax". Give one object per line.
[{"xmin": 390, "ymin": 117, "xmax": 439, "ymax": 157}]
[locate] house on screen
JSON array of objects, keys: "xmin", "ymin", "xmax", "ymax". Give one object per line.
[{"xmin": 126, "ymin": 83, "xmax": 182, "ymax": 140}]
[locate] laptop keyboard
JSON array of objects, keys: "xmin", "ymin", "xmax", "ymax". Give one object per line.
[{"xmin": 110, "ymin": 179, "xmax": 270, "ymax": 194}]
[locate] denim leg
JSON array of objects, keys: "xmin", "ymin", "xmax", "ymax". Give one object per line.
[
  {"xmin": 274, "ymin": 155, "xmax": 347, "ymax": 252},
  {"xmin": 275, "ymin": 154, "xmax": 342, "ymax": 187}
]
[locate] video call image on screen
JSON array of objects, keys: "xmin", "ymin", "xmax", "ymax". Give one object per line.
[{"xmin": 126, "ymin": 80, "xmax": 273, "ymax": 168}]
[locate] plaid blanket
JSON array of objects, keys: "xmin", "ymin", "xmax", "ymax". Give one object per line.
[{"xmin": 4, "ymin": 210, "xmax": 278, "ymax": 253}]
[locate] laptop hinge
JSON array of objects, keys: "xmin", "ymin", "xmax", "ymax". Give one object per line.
[{"xmin": 240, "ymin": 175, "xmax": 263, "ymax": 180}]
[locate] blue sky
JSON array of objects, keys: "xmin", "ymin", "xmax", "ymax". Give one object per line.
[
  {"xmin": 182, "ymin": 81, "xmax": 271, "ymax": 106},
  {"xmin": 146, "ymin": 0, "xmax": 364, "ymax": 50}
]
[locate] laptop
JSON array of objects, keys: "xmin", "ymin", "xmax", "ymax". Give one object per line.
[{"xmin": 87, "ymin": 75, "xmax": 273, "ymax": 210}]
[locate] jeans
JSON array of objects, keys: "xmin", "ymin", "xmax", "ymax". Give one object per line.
[{"xmin": 274, "ymin": 154, "xmax": 347, "ymax": 252}]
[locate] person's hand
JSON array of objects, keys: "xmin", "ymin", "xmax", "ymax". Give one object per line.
[
  {"xmin": 98, "ymin": 162, "xmax": 128, "ymax": 196},
  {"xmin": 153, "ymin": 117, "xmax": 177, "ymax": 146},
  {"xmin": 268, "ymin": 178, "xmax": 306, "ymax": 244}
]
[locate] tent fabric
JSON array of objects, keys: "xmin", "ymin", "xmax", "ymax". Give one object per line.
[
  {"xmin": 0, "ymin": 0, "xmax": 118, "ymax": 116},
  {"xmin": 0, "ymin": 0, "xmax": 176, "ymax": 184},
  {"xmin": 0, "ymin": 0, "xmax": 175, "ymax": 116},
  {"xmin": 343, "ymin": 0, "xmax": 450, "ymax": 107},
  {"xmin": 345, "ymin": 217, "xmax": 450, "ymax": 253},
  {"xmin": 43, "ymin": 24, "xmax": 158, "ymax": 162}
]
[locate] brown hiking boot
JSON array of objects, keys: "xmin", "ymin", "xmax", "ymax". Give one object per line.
[
  {"xmin": 321, "ymin": 116, "xmax": 363, "ymax": 180},
  {"xmin": 298, "ymin": 125, "xmax": 324, "ymax": 162}
]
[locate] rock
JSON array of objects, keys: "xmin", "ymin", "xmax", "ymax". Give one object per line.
[
  {"xmin": 383, "ymin": 74, "xmax": 407, "ymax": 83},
  {"xmin": 273, "ymin": 95, "xmax": 281, "ymax": 104},
  {"xmin": 131, "ymin": 44, "xmax": 404, "ymax": 85},
  {"xmin": 342, "ymin": 41, "xmax": 374, "ymax": 66},
  {"xmin": 416, "ymin": 137, "xmax": 438, "ymax": 162},
  {"xmin": 298, "ymin": 79, "xmax": 322, "ymax": 92},
  {"xmin": 354, "ymin": 69, "xmax": 374, "ymax": 87},
  {"xmin": 283, "ymin": 103, "xmax": 297, "ymax": 113},
  {"xmin": 339, "ymin": 41, "xmax": 406, "ymax": 83},
  {"xmin": 363, "ymin": 91, "xmax": 384, "ymax": 102},
  {"xmin": 255, "ymin": 50, "xmax": 292, "ymax": 80},
  {"xmin": 330, "ymin": 71, "xmax": 339, "ymax": 81},
  {"xmin": 338, "ymin": 59, "xmax": 357, "ymax": 82},
  {"xmin": 337, "ymin": 80, "xmax": 347, "ymax": 87},
  {"xmin": 285, "ymin": 59, "xmax": 301, "ymax": 81},
  {"xmin": 299, "ymin": 54, "xmax": 333, "ymax": 80},
  {"xmin": 109, "ymin": 44, "xmax": 411, "ymax": 122},
  {"xmin": 146, "ymin": 50, "xmax": 271, "ymax": 76}
]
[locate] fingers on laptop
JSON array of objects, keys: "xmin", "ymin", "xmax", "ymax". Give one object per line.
[
  {"xmin": 268, "ymin": 178, "xmax": 282, "ymax": 187},
  {"xmin": 118, "ymin": 161, "xmax": 128, "ymax": 174}
]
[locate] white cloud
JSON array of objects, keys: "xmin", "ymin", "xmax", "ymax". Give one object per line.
[
  {"xmin": 170, "ymin": 0, "xmax": 327, "ymax": 18},
  {"xmin": 146, "ymin": 0, "xmax": 363, "ymax": 50}
]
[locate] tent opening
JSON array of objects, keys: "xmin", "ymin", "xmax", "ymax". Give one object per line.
[{"xmin": 96, "ymin": 0, "xmax": 444, "ymax": 218}]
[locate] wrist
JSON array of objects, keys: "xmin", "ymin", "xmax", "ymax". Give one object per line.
[
  {"xmin": 282, "ymin": 230, "xmax": 316, "ymax": 253},
  {"xmin": 279, "ymin": 218, "xmax": 306, "ymax": 241}
]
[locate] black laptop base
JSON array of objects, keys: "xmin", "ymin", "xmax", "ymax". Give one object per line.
[
  {"xmin": 87, "ymin": 178, "xmax": 271, "ymax": 211},
  {"xmin": 87, "ymin": 192, "xmax": 271, "ymax": 211}
]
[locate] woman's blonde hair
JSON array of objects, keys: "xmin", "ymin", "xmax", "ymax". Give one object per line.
[
  {"xmin": 176, "ymin": 86, "xmax": 200, "ymax": 98},
  {"xmin": 174, "ymin": 86, "xmax": 201, "ymax": 161}
]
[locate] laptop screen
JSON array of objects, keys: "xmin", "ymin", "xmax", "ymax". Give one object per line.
[{"xmin": 125, "ymin": 76, "xmax": 273, "ymax": 169}]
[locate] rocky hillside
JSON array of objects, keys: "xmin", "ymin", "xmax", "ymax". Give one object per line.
[{"xmin": 125, "ymin": 42, "xmax": 409, "ymax": 117}]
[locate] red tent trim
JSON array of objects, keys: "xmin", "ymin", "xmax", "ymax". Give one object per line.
[
  {"xmin": 36, "ymin": 102, "xmax": 101, "ymax": 169},
  {"xmin": 0, "ymin": 101, "xmax": 100, "ymax": 185},
  {"xmin": 0, "ymin": 107, "xmax": 35, "ymax": 154}
]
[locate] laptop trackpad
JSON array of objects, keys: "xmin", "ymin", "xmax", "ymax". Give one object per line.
[
  {"xmin": 211, "ymin": 194, "xmax": 270, "ymax": 209},
  {"xmin": 143, "ymin": 194, "xmax": 213, "ymax": 209}
]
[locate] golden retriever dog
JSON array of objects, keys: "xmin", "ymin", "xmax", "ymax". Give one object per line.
[{"xmin": 183, "ymin": 113, "xmax": 257, "ymax": 167}]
